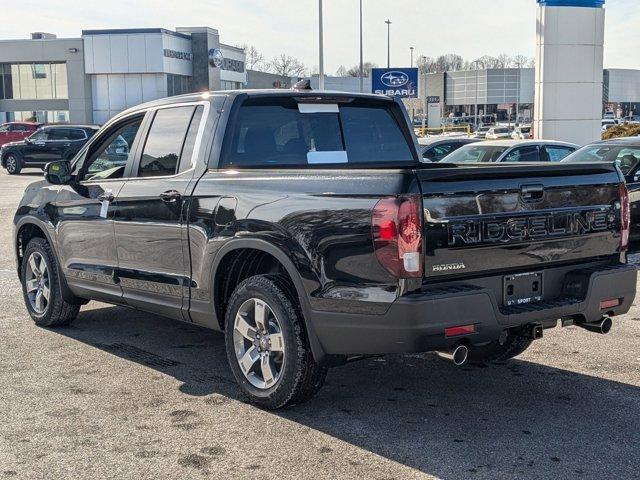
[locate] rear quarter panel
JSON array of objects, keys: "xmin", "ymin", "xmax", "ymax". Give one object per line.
[{"xmin": 187, "ymin": 169, "xmax": 418, "ymax": 327}]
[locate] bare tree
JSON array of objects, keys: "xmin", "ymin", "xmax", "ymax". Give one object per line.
[
  {"xmin": 496, "ymin": 53, "xmax": 513, "ymax": 68},
  {"xmin": 345, "ymin": 62, "xmax": 377, "ymax": 77},
  {"xmin": 335, "ymin": 65, "xmax": 348, "ymax": 77},
  {"xmin": 435, "ymin": 54, "xmax": 464, "ymax": 72},
  {"xmin": 417, "ymin": 55, "xmax": 438, "ymax": 74},
  {"xmin": 267, "ymin": 54, "xmax": 307, "ymax": 77},
  {"xmin": 511, "ymin": 54, "xmax": 530, "ymax": 69},
  {"xmin": 415, "ymin": 52, "xmax": 535, "ymax": 72},
  {"xmin": 239, "ymin": 44, "xmax": 265, "ymax": 71}
]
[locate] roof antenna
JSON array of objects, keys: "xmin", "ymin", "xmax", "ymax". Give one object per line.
[{"xmin": 292, "ymin": 79, "xmax": 312, "ymax": 91}]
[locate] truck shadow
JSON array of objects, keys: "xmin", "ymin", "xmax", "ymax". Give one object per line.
[{"xmin": 54, "ymin": 304, "xmax": 640, "ymax": 480}]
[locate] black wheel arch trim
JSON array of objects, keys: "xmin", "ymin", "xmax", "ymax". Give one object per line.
[
  {"xmin": 14, "ymin": 216, "xmax": 81, "ymax": 305},
  {"xmin": 210, "ymin": 237, "xmax": 327, "ymax": 362}
]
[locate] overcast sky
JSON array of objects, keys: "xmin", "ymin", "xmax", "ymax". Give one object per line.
[{"xmin": 3, "ymin": 0, "xmax": 639, "ymax": 72}]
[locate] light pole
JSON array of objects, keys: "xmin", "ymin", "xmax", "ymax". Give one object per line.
[
  {"xmin": 359, "ymin": 0, "xmax": 363, "ymax": 92},
  {"xmin": 385, "ymin": 19, "xmax": 392, "ymax": 68},
  {"xmin": 318, "ymin": 0, "xmax": 325, "ymax": 90},
  {"xmin": 410, "ymin": 46, "xmax": 414, "ymax": 67}
]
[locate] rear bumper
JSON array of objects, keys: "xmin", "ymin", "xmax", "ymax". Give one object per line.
[{"xmin": 309, "ymin": 263, "xmax": 637, "ymax": 356}]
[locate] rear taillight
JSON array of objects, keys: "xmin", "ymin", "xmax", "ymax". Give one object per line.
[
  {"xmin": 372, "ymin": 196, "xmax": 423, "ymax": 278},
  {"xmin": 620, "ymin": 183, "xmax": 630, "ymax": 251}
]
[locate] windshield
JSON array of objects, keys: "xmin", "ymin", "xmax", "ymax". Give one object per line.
[
  {"xmin": 563, "ymin": 144, "xmax": 640, "ymax": 176},
  {"xmin": 440, "ymin": 144, "xmax": 509, "ymax": 163}
]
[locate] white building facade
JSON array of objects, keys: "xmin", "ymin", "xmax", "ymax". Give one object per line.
[
  {"xmin": 534, "ymin": 0, "xmax": 605, "ymax": 144},
  {"xmin": 83, "ymin": 28, "xmax": 246, "ymax": 124}
]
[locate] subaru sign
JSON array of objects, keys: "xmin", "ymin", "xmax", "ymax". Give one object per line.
[{"xmin": 371, "ymin": 67, "xmax": 418, "ymax": 98}]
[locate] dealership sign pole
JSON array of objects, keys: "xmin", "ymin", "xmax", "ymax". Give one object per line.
[{"xmin": 318, "ymin": 0, "xmax": 325, "ymax": 90}]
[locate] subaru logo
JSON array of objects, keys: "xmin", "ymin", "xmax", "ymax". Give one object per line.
[
  {"xmin": 380, "ymin": 71, "xmax": 409, "ymax": 87},
  {"xmin": 208, "ymin": 48, "xmax": 224, "ymax": 68}
]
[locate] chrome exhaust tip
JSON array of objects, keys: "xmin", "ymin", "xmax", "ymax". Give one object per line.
[
  {"xmin": 577, "ymin": 316, "xmax": 613, "ymax": 335},
  {"xmin": 438, "ymin": 344, "xmax": 469, "ymax": 366}
]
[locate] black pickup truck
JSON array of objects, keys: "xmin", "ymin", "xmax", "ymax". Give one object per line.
[{"xmin": 13, "ymin": 90, "xmax": 637, "ymax": 408}]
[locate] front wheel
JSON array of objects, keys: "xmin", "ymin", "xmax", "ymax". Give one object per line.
[
  {"xmin": 467, "ymin": 332, "xmax": 533, "ymax": 364},
  {"xmin": 4, "ymin": 154, "xmax": 21, "ymax": 174},
  {"xmin": 224, "ymin": 274, "xmax": 327, "ymax": 409},
  {"xmin": 20, "ymin": 238, "xmax": 80, "ymax": 327}
]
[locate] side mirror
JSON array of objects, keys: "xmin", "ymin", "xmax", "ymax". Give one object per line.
[
  {"xmin": 24, "ymin": 137, "xmax": 32, "ymax": 144},
  {"xmin": 44, "ymin": 160, "xmax": 73, "ymax": 185}
]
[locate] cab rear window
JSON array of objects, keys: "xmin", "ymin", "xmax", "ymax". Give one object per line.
[{"xmin": 222, "ymin": 99, "xmax": 415, "ymax": 168}]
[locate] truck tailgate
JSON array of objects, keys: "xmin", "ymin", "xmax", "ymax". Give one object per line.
[{"xmin": 415, "ymin": 163, "xmax": 624, "ymax": 280}]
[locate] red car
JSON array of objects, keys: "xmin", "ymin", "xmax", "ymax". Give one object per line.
[{"xmin": 0, "ymin": 122, "xmax": 42, "ymax": 148}]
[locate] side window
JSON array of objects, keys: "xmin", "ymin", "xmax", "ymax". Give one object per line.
[
  {"xmin": 0, "ymin": 125, "xmax": 9, "ymax": 133},
  {"xmin": 83, "ymin": 117, "xmax": 144, "ymax": 181},
  {"xmin": 424, "ymin": 144, "xmax": 453, "ymax": 161},
  {"xmin": 615, "ymin": 148, "xmax": 640, "ymax": 176},
  {"xmin": 48, "ymin": 128, "xmax": 70, "ymax": 141},
  {"xmin": 138, "ymin": 106, "xmax": 195, "ymax": 177},
  {"xmin": 68, "ymin": 129, "xmax": 87, "ymax": 141},
  {"xmin": 545, "ymin": 146, "xmax": 574, "ymax": 162},
  {"xmin": 29, "ymin": 129, "xmax": 49, "ymax": 142},
  {"xmin": 503, "ymin": 146, "xmax": 539, "ymax": 162},
  {"xmin": 178, "ymin": 106, "xmax": 204, "ymax": 173}
]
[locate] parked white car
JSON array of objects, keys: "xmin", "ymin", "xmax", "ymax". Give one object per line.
[
  {"xmin": 511, "ymin": 125, "xmax": 533, "ymax": 140},
  {"xmin": 485, "ymin": 126, "xmax": 512, "ymax": 140},
  {"xmin": 441, "ymin": 140, "xmax": 579, "ymax": 163},
  {"xmin": 473, "ymin": 126, "xmax": 492, "ymax": 139}
]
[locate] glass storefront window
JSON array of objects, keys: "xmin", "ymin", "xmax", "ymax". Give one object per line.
[
  {"xmin": 166, "ymin": 74, "xmax": 192, "ymax": 97},
  {"xmin": 0, "ymin": 62, "xmax": 68, "ymax": 100},
  {"xmin": 6, "ymin": 110, "xmax": 70, "ymax": 123}
]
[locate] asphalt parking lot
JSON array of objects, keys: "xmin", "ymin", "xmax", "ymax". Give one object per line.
[{"xmin": 1, "ymin": 169, "xmax": 639, "ymax": 480}]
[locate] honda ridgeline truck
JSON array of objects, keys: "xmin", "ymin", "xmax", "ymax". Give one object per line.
[{"xmin": 13, "ymin": 90, "xmax": 637, "ymax": 408}]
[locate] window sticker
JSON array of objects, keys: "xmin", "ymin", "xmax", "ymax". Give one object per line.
[
  {"xmin": 307, "ymin": 151, "xmax": 348, "ymax": 164},
  {"xmin": 298, "ymin": 103, "xmax": 339, "ymax": 114}
]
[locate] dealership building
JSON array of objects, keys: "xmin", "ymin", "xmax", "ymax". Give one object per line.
[
  {"xmin": 304, "ymin": 67, "xmax": 640, "ymax": 124},
  {"xmin": 0, "ymin": 27, "xmax": 248, "ymax": 124}
]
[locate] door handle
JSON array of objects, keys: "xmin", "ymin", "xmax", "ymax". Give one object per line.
[
  {"xmin": 97, "ymin": 192, "xmax": 114, "ymax": 202},
  {"xmin": 160, "ymin": 190, "xmax": 181, "ymax": 203}
]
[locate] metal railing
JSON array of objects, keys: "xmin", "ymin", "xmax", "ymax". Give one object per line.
[{"xmin": 414, "ymin": 124, "xmax": 472, "ymax": 137}]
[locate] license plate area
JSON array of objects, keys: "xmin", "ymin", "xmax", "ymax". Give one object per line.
[{"xmin": 504, "ymin": 272, "xmax": 543, "ymax": 307}]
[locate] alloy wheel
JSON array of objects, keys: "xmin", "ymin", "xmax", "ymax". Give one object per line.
[
  {"xmin": 25, "ymin": 252, "xmax": 50, "ymax": 315},
  {"xmin": 5, "ymin": 155, "xmax": 17, "ymax": 173},
  {"xmin": 233, "ymin": 298, "xmax": 285, "ymax": 390}
]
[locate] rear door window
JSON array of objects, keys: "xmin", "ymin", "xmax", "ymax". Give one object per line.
[
  {"xmin": 48, "ymin": 128, "xmax": 71, "ymax": 141},
  {"xmin": 138, "ymin": 106, "xmax": 195, "ymax": 177},
  {"xmin": 545, "ymin": 145, "xmax": 575, "ymax": 162},
  {"xmin": 68, "ymin": 129, "xmax": 87, "ymax": 140},
  {"xmin": 223, "ymin": 99, "xmax": 414, "ymax": 168},
  {"xmin": 503, "ymin": 146, "xmax": 540, "ymax": 162}
]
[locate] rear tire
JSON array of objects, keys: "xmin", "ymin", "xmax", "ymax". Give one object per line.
[
  {"xmin": 20, "ymin": 238, "xmax": 80, "ymax": 327},
  {"xmin": 4, "ymin": 154, "xmax": 21, "ymax": 174},
  {"xmin": 467, "ymin": 332, "xmax": 533, "ymax": 364},
  {"xmin": 224, "ymin": 274, "xmax": 327, "ymax": 409}
]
